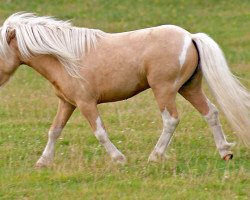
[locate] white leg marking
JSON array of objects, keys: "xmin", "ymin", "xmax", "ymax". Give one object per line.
[
  {"xmin": 95, "ymin": 117, "xmax": 126, "ymax": 164},
  {"xmin": 179, "ymin": 35, "xmax": 191, "ymax": 68},
  {"xmin": 148, "ymin": 109, "xmax": 179, "ymax": 162},
  {"xmin": 204, "ymin": 101, "xmax": 234, "ymax": 159},
  {"xmin": 36, "ymin": 128, "xmax": 62, "ymax": 167}
]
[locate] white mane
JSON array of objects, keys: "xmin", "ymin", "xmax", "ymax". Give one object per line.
[
  {"xmin": 0, "ymin": 12, "xmax": 104, "ymax": 78},
  {"xmin": 0, "ymin": 27, "xmax": 5, "ymax": 59}
]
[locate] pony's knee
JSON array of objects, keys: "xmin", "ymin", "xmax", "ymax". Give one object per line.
[
  {"xmin": 48, "ymin": 128, "xmax": 62, "ymax": 140},
  {"xmin": 94, "ymin": 116, "xmax": 109, "ymax": 144},
  {"xmin": 95, "ymin": 129, "xmax": 108, "ymax": 144}
]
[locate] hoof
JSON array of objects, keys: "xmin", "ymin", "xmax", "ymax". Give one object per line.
[
  {"xmin": 223, "ymin": 154, "xmax": 233, "ymax": 161},
  {"xmin": 148, "ymin": 151, "xmax": 166, "ymax": 163},
  {"xmin": 35, "ymin": 162, "xmax": 50, "ymax": 169},
  {"xmin": 111, "ymin": 153, "xmax": 127, "ymax": 165},
  {"xmin": 35, "ymin": 156, "xmax": 53, "ymax": 169}
]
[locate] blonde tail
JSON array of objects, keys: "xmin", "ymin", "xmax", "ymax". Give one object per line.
[{"xmin": 192, "ymin": 33, "xmax": 250, "ymax": 146}]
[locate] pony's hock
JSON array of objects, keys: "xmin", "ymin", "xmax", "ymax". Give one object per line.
[{"xmin": 0, "ymin": 13, "xmax": 249, "ymax": 167}]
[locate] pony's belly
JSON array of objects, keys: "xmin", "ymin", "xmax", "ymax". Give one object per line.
[{"xmin": 97, "ymin": 83, "xmax": 149, "ymax": 103}]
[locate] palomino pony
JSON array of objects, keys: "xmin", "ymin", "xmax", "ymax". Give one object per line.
[{"xmin": 0, "ymin": 13, "xmax": 249, "ymax": 168}]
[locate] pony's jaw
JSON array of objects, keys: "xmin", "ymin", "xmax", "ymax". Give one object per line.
[
  {"xmin": 0, "ymin": 55, "xmax": 19, "ymax": 87},
  {"xmin": 0, "ymin": 71, "xmax": 11, "ymax": 87}
]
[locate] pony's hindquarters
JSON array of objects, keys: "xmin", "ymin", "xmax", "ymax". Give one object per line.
[{"xmin": 192, "ymin": 33, "xmax": 250, "ymax": 146}]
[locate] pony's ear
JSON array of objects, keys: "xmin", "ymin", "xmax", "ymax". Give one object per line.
[{"xmin": 6, "ymin": 28, "xmax": 16, "ymax": 44}]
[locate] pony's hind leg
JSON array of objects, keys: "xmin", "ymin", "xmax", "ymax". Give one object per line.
[
  {"xmin": 204, "ymin": 100, "xmax": 234, "ymax": 160},
  {"xmin": 148, "ymin": 85, "xmax": 180, "ymax": 162},
  {"xmin": 179, "ymin": 68, "xmax": 234, "ymax": 160},
  {"xmin": 35, "ymin": 99, "xmax": 75, "ymax": 168},
  {"xmin": 77, "ymin": 101, "xmax": 126, "ymax": 164}
]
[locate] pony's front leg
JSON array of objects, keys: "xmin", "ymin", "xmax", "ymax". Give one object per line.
[
  {"xmin": 35, "ymin": 99, "xmax": 75, "ymax": 168},
  {"xmin": 78, "ymin": 101, "xmax": 126, "ymax": 164}
]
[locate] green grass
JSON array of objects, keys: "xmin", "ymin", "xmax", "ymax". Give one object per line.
[{"xmin": 0, "ymin": 0, "xmax": 250, "ymax": 199}]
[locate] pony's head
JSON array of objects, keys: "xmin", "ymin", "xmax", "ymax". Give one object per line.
[
  {"xmin": 0, "ymin": 27, "xmax": 21, "ymax": 87},
  {"xmin": 0, "ymin": 12, "xmax": 103, "ymax": 79}
]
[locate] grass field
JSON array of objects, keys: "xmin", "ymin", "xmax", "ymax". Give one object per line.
[{"xmin": 0, "ymin": 0, "xmax": 250, "ymax": 199}]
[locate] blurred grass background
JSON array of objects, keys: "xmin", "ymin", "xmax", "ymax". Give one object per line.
[{"xmin": 0, "ymin": 0, "xmax": 249, "ymax": 199}]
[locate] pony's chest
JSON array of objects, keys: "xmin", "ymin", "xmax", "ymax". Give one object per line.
[{"xmin": 52, "ymin": 81, "xmax": 77, "ymax": 106}]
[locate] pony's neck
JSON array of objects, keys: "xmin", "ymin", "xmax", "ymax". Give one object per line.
[{"xmin": 24, "ymin": 55, "xmax": 65, "ymax": 84}]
